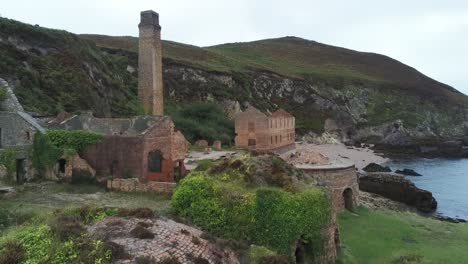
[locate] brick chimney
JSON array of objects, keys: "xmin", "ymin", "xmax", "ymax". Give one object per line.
[{"xmin": 138, "ymin": 10, "xmax": 163, "ymax": 116}]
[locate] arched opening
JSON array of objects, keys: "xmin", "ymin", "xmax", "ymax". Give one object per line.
[
  {"xmin": 343, "ymin": 188, "xmax": 354, "ymax": 210},
  {"xmin": 58, "ymin": 159, "xmax": 66, "ymax": 174},
  {"xmin": 295, "ymin": 239, "xmax": 307, "ymax": 264}
]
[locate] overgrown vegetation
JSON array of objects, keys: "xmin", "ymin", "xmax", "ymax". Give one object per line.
[
  {"xmin": 0, "ymin": 88, "xmax": 6, "ymax": 103},
  {"xmin": 0, "ymin": 17, "xmax": 140, "ymax": 116},
  {"xmin": 46, "ymin": 130, "xmax": 102, "ymax": 153},
  {"xmin": 0, "ymin": 147, "xmax": 18, "ymax": 183},
  {"xmin": 31, "ymin": 132, "xmax": 62, "ymax": 175},
  {"xmin": 167, "ymin": 102, "xmax": 234, "ymax": 145},
  {"xmin": 0, "ymin": 206, "xmax": 118, "ymax": 264},
  {"xmin": 338, "ymin": 207, "xmax": 468, "ymax": 264},
  {"xmin": 171, "ymin": 155, "xmax": 330, "ymax": 261}
]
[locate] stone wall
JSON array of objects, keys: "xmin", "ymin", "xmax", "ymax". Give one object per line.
[
  {"xmin": 301, "ymin": 165, "xmax": 359, "ymax": 213},
  {"xmin": 0, "ymin": 112, "xmax": 36, "ymax": 148},
  {"xmin": 107, "ymin": 178, "xmax": 176, "ymax": 194},
  {"xmin": 298, "ymin": 164, "xmax": 360, "ymax": 263}
]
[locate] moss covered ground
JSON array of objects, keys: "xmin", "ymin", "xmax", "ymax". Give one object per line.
[{"xmin": 338, "ymin": 207, "xmax": 468, "ymax": 264}]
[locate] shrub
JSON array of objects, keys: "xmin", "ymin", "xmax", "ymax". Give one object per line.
[
  {"xmin": 0, "ymin": 147, "xmax": 17, "ymax": 183},
  {"xmin": 171, "ymin": 172, "xmax": 330, "ymax": 260},
  {"xmin": 0, "ymin": 88, "xmax": 6, "ymax": 104},
  {"xmin": 49, "ymin": 215, "xmax": 86, "ymax": 241},
  {"xmin": 194, "ymin": 159, "xmax": 214, "ymax": 171},
  {"xmin": 167, "ymin": 102, "xmax": 234, "ymax": 145},
  {"xmin": 249, "ymin": 245, "xmax": 277, "ymax": 264},
  {"xmin": 46, "ymin": 130, "xmax": 102, "ymax": 152},
  {"xmin": 31, "ymin": 132, "xmax": 62, "ymax": 175},
  {"xmin": 0, "ymin": 241, "xmax": 25, "ymax": 264}
]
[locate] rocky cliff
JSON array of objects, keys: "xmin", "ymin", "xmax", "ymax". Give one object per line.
[{"xmin": 1, "ymin": 17, "xmax": 467, "ymax": 146}]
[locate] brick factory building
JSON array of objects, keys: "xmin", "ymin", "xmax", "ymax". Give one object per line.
[
  {"xmin": 235, "ymin": 106, "xmax": 296, "ymax": 153},
  {"xmin": 55, "ymin": 113, "xmax": 188, "ymax": 182},
  {"xmin": 51, "ymin": 10, "xmax": 189, "ymax": 183}
]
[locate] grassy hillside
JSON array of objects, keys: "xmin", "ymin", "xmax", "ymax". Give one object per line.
[
  {"xmin": 81, "ymin": 34, "xmax": 467, "ymax": 106},
  {"xmin": 338, "ymin": 207, "xmax": 468, "ymax": 263},
  {"xmin": 2, "ymin": 17, "xmax": 467, "ymax": 141},
  {"xmin": 0, "ymin": 18, "xmax": 140, "ymax": 116}
]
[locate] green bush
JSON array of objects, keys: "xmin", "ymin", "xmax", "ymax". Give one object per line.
[
  {"xmin": 31, "ymin": 132, "xmax": 62, "ymax": 175},
  {"xmin": 0, "ymin": 88, "xmax": 6, "ymax": 103},
  {"xmin": 167, "ymin": 102, "xmax": 234, "ymax": 145},
  {"xmin": 194, "ymin": 160, "xmax": 214, "ymax": 171},
  {"xmin": 171, "ymin": 172, "xmax": 330, "ymax": 260},
  {"xmin": 46, "ymin": 130, "xmax": 102, "ymax": 153},
  {"xmin": 249, "ymin": 245, "xmax": 277, "ymax": 264},
  {"xmin": 0, "ymin": 148, "xmax": 17, "ymax": 183}
]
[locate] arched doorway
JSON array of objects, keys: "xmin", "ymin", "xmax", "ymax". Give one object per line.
[
  {"xmin": 343, "ymin": 188, "xmax": 354, "ymax": 210},
  {"xmin": 295, "ymin": 238, "xmax": 307, "ymax": 264}
]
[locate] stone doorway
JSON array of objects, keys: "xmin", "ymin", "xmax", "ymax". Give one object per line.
[
  {"xmin": 57, "ymin": 158, "xmax": 66, "ymax": 176},
  {"xmin": 16, "ymin": 159, "xmax": 25, "ymax": 184},
  {"xmin": 343, "ymin": 188, "xmax": 354, "ymax": 210},
  {"xmin": 295, "ymin": 237, "xmax": 309, "ymax": 264}
]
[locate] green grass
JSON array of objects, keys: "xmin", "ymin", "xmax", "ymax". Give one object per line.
[
  {"xmin": 0, "ymin": 182, "xmax": 171, "ymax": 235},
  {"xmin": 338, "ymin": 207, "xmax": 468, "ymax": 264}
]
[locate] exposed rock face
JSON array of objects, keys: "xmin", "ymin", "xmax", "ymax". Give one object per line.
[
  {"xmin": 359, "ymin": 173, "xmax": 437, "ymax": 213},
  {"xmin": 363, "ymin": 163, "xmax": 392, "ymax": 173},
  {"xmin": 395, "ymin": 168, "xmax": 422, "ymax": 176}
]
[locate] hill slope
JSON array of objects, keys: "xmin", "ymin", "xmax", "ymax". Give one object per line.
[{"xmin": 1, "ymin": 17, "xmax": 467, "ymax": 144}]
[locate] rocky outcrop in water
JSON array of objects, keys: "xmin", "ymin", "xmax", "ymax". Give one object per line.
[
  {"xmin": 359, "ymin": 173, "xmax": 437, "ymax": 213},
  {"xmin": 363, "ymin": 163, "xmax": 392, "ymax": 173},
  {"xmin": 395, "ymin": 168, "xmax": 422, "ymax": 176}
]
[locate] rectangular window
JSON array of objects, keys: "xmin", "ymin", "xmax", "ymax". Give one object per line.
[
  {"xmin": 26, "ymin": 131, "xmax": 31, "ymax": 141},
  {"xmin": 148, "ymin": 151, "xmax": 162, "ymax": 173},
  {"xmin": 271, "ymin": 136, "xmax": 273, "ymax": 144}
]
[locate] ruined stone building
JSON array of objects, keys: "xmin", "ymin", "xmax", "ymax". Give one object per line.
[
  {"xmin": 235, "ymin": 106, "xmax": 296, "ymax": 153},
  {"xmin": 49, "ymin": 10, "xmax": 189, "ymax": 184},
  {"xmin": 0, "ymin": 78, "xmax": 45, "ymax": 183},
  {"xmin": 54, "ymin": 113, "xmax": 188, "ymax": 182}
]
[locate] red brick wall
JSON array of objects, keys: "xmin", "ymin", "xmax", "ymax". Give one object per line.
[{"xmin": 83, "ymin": 136, "xmax": 144, "ymax": 179}]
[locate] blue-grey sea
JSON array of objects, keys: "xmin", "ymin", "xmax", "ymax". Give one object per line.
[{"xmin": 386, "ymin": 158, "xmax": 468, "ymax": 220}]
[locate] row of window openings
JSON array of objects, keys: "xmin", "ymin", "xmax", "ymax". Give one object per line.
[
  {"xmin": 269, "ymin": 118, "xmax": 294, "ymax": 129},
  {"xmin": 270, "ymin": 133, "xmax": 295, "ymax": 144}
]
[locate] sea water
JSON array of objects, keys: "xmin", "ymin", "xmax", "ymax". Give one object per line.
[{"xmin": 386, "ymin": 158, "xmax": 468, "ymax": 220}]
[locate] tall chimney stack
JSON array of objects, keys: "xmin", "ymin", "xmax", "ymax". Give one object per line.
[{"xmin": 138, "ymin": 10, "xmax": 163, "ymax": 116}]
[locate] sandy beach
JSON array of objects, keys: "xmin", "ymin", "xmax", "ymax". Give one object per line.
[{"xmin": 291, "ymin": 143, "xmax": 389, "ymax": 171}]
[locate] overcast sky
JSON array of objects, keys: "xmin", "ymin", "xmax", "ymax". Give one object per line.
[{"xmin": 2, "ymin": 0, "xmax": 468, "ymax": 95}]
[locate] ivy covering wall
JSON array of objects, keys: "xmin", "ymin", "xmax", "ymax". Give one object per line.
[{"xmin": 171, "ymin": 166, "xmax": 330, "ymax": 262}]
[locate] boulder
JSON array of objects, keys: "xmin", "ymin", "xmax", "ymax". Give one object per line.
[
  {"xmin": 363, "ymin": 163, "xmax": 392, "ymax": 173},
  {"xmin": 195, "ymin": 140, "xmax": 208, "ymax": 148},
  {"xmin": 212, "ymin": 140, "xmax": 222, "ymax": 151},
  {"xmin": 395, "ymin": 168, "xmax": 422, "ymax": 176},
  {"xmin": 359, "ymin": 173, "xmax": 437, "ymax": 213}
]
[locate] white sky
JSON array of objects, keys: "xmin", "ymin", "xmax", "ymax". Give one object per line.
[{"xmin": 1, "ymin": 0, "xmax": 467, "ymax": 95}]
